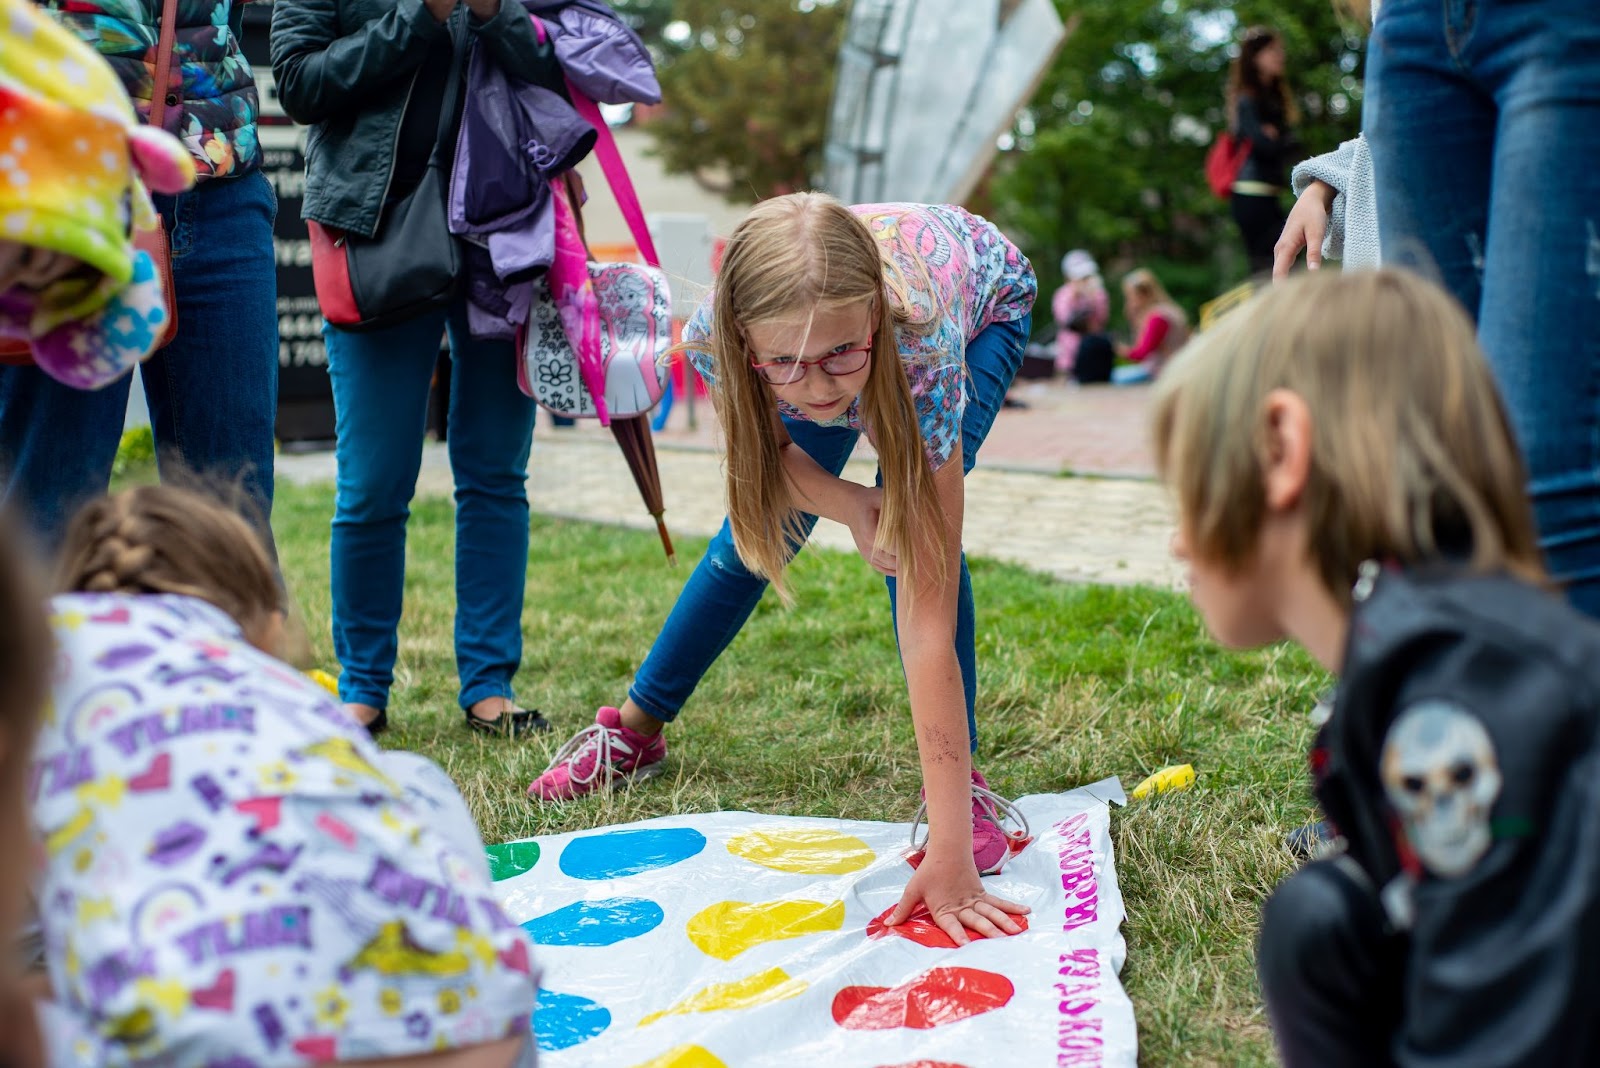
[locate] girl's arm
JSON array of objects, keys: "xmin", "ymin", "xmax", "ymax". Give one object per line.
[
  {"xmin": 768, "ymin": 409, "xmax": 899, "ymax": 574},
  {"xmin": 1124, "ymin": 313, "xmax": 1171, "ymax": 363},
  {"xmin": 885, "ymin": 442, "xmax": 1028, "ymax": 943}
]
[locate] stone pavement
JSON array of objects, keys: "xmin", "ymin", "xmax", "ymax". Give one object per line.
[{"xmin": 276, "ymin": 382, "xmax": 1183, "ymax": 590}]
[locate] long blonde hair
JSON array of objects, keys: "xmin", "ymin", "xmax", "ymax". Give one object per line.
[
  {"xmin": 56, "ymin": 484, "xmax": 281, "ymax": 636},
  {"xmin": 685, "ymin": 193, "xmax": 944, "ymax": 598},
  {"xmin": 1151, "ymin": 269, "xmax": 1544, "ymax": 604}
]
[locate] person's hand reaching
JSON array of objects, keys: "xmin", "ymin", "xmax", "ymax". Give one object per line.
[{"xmin": 1273, "ymin": 180, "xmax": 1337, "ymax": 282}]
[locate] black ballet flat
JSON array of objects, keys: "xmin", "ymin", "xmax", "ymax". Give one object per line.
[{"xmin": 464, "ymin": 707, "xmax": 552, "ymax": 738}]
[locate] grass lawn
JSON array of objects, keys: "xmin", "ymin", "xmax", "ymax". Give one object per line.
[{"xmin": 270, "ymin": 480, "xmax": 1325, "ymax": 1067}]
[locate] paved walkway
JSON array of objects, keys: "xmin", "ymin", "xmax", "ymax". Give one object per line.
[{"xmin": 276, "ymin": 383, "xmax": 1183, "ymax": 590}]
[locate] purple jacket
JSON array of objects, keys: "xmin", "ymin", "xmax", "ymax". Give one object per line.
[{"xmin": 449, "ymin": 0, "xmax": 662, "ymax": 339}]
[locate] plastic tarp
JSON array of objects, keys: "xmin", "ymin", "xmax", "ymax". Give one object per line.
[{"xmin": 489, "ymin": 778, "xmax": 1136, "ymax": 1067}]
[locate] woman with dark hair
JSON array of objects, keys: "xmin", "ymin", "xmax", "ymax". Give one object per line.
[{"xmin": 1227, "ymin": 26, "xmax": 1299, "ymax": 276}]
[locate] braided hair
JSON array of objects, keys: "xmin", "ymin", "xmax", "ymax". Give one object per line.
[{"xmin": 56, "ymin": 485, "xmax": 279, "ymax": 637}]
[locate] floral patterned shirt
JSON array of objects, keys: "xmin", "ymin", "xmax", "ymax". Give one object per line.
[
  {"xmin": 29, "ymin": 594, "xmax": 537, "ymax": 1065},
  {"xmin": 685, "ymin": 203, "xmax": 1036, "ymax": 469},
  {"xmin": 45, "ymin": 0, "xmax": 261, "ymax": 178}
]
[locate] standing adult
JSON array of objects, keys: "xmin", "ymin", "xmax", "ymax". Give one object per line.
[
  {"xmin": 0, "ymin": 0, "xmax": 279, "ymax": 550},
  {"xmin": 1365, "ymin": 0, "xmax": 1600, "ymax": 617},
  {"xmin": 271, "ymin": 0, "xmax": 561, "ymax": 736},
  {"xmin": 1226, "ymin": 26, "xmax": 1299, "ymax": 277}
]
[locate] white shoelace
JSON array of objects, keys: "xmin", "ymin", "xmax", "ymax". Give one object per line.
[
  {"xmin": 909, "ymin": 783, "xmax": 1031, "ymax": 853},
  {"xmin": 544, "ymin": 723, "xmax": 635, "ymax": 787}
]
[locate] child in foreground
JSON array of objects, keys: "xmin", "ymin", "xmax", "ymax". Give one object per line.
[
  {"xmin": 28, "ymin": 485, "xmax": 537, "ymax": 1066},
  {"xmin": 1151, "ymin": 268, "xmax": 1600, "ymax": 1064}
]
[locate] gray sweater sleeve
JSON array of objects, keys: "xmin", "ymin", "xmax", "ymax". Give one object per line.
[{"xmin": 1291, "ymin": 137, "xmax": 1361, "ymax": 263}]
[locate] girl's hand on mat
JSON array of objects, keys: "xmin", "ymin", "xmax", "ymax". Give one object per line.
[
  {"xmin": 848, "ymin": 485, "xmax": 897, "ymax": 577},
  {"xmin": 890, "ymin": 851, "xmax": 1028, "ymax": 946}
]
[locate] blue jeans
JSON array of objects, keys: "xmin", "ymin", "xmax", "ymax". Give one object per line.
[
  {"xmin": 325, "ymin": 300, "xmax": 537, "ymax": 711},
  {"xmin": 628, "ymin": 314, "xmax": 1031, "ymax": 753},
  {"xmin": 1366, "ymin": 0, "xmax": 1600, "ymax": 617},
  {"xmin": 0, "ymin": 171, "xmax": 279, "ymax": 548}
]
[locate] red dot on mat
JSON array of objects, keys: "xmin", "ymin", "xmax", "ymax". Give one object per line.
[
  {"xmin": 831, "ymin": 966, "xmax": 1014, "ymax": 1031},
  {"xmin": 865, "ymin": 903, "xmax": 1029, "ymax": 949}
]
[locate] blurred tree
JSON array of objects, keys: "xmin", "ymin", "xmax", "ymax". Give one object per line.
[
  {"xmin": 618, "ymin": 0, "xmax": 847, "ymax": 200},
  {"xmin": 987, "ymin": 0, "xmax": 1367, "ymax": 319}
]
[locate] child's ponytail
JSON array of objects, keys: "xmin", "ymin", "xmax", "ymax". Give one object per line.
[{"xmin": 57, "ymin": 483, "xmax": 280, "ymax": 635}]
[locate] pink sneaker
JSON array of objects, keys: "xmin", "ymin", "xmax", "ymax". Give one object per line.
[
  {"xmin": 527, "ymin": 707, "xmax": 667, "ymax": 801},
  {"xmin": 911, "ymin": 770, "xmax": 1032, "ymax": 875}
]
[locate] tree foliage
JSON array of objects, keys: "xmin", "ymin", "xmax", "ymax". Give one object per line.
[
  {"xmin": 613, "ymin": 0, "xmax": 847, "ymax": 200},
  {"xmin": 986, "ymin": 0, "xmax": 1367, "ymax": 314}
]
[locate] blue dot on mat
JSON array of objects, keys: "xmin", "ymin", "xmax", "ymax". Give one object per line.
[
  {"xmin": 533, "ymin": 989, "xmax": 611, "ymax": 1051},
  {"xmin": 521, "ymin": 897, "xmax": 664, "ymax": 947},
  {"xmin": 558, "ymin": 827, "xmax": 707, "ymax": 880}
]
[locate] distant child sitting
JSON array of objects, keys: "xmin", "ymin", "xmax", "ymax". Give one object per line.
[
  {"xmin": 1151, "ymin": 268, "xmax": 1600, "ymax": 1064},
  {"xmin": 29, "ymin": 485, "xmax": 538, "ymax": 1067},
  {"xmin": 1113, "ymin": 269, "xmax": 1188, "ymax": 385}
]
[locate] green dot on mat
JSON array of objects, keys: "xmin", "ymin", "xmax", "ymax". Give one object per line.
[{"xmin": 486, "ymin": 841, "xmax": 541, "ymax": 881}]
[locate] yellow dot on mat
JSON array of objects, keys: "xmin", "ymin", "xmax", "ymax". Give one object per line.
[
  {"xmin": 686, "ymin": 899, "xmax": 845, "ymax": 961},
  {"xmin": 629, "ymin": 1045, "xmax": 729, "ymax": 1068},
  {"xmin": 725, "ymin": 828, "xmax": 876, "ymax": 874},
  {"xmin": 637, "ymin": 967, "xmax": 807, "ymax": 1027}
]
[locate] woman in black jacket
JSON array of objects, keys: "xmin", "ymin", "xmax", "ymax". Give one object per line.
[
  {"xmin": 1226, "ymin": 26, "xmax": 1299, "ymax": 277},
  {"xmin": 271, "ymin": 0, "xmax": 561, "ymax": 739}
]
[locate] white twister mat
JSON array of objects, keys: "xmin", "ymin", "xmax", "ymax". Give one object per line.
[{"xmin": 488, "ymin": 778, "xmax": 1134, "ymax": 1067}]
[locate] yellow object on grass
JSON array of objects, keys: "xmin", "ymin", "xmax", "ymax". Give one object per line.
[
  {"xmin": 1129, "ymin": 764, "xmax": 1196, "ymax": 801},
  {"xmin": 308, "ymin": 669, "xmax": 340, "ymax": 696}
]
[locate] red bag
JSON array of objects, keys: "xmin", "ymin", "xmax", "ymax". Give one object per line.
[{"xmin": 1204, "ymin": 132, "xmax": 1252, "ymax": 199}]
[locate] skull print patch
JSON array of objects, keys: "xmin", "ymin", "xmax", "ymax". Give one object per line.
[{"xmin": 1380, "ymin": 700, "xmax": 1503, "ymax": 878}]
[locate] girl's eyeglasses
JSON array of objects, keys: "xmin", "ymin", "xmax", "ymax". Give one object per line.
[{"xmin": 750, "ymin": 333, "xmax": 874, "ymax": 385}]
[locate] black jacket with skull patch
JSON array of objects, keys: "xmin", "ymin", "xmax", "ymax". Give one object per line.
[{"xmin": 1313, "ymin": 563, "xmax": 1600, "ymax": 1066}]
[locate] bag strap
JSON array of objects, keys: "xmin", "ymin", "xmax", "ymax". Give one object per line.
[
  {"xmin": 529, "ymin": 15, "xmax": 659, "ymax": 268},
  {"xmin": 147, "ymin": 0, "xmax": 181, "ymax": 129},
  {"xmin": 566, "ymin": 85, "xmax": 660, "ymax": 269},
  {"xmin": 429, "ymin": 15, "xmax": 468, "ymax": 166}
]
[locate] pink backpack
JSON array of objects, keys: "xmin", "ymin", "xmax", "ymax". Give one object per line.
[{"xmin": 517, "ymin": 80, "xmax": 671, "ymax": 425}]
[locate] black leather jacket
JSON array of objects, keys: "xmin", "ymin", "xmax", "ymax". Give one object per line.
[
  {"xmin": 1314, "ymin": 564, "xmax": 1600, "ymax": 1065},
  {"xmin": 269, "ymin": 0, "xmax": 559, "ymax": 238}
]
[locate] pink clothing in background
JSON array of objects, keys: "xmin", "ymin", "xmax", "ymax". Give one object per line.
[{"xmin": 1051, "ymin": 280, "xmax": 1109, "ymax": 373}]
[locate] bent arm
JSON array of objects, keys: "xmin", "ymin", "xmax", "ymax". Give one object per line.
[
  {"xmin": 1125, "ymin": 314, "xmax": 1171, "ymax": 362},
  {"xmin": 270, "ymin": 0, "xmax": 445, "ymax": 125}
]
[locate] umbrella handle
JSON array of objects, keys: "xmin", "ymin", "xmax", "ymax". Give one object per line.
[{"xmin": 655, "ymin": 515, "xmax": 676, "ymax": 566}]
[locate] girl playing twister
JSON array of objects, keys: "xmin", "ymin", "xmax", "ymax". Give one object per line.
[
  {"xmin": 1152, "ymin": 269, "xmax": 1600, "ymax": 1064},
  {"xmin": 27, "ymin": 484, "xmax": 538, "ymax": 1067},
  {"xmin": 532, "ymin": 194, "xmax": 1037, "ymax": 945}
]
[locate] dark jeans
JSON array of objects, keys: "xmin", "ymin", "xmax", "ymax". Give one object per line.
[
  {"xmin": 0, "ymin": 171, "xmax": 279, "ymax": 548},
  {"xmin": 323, "ymin": 299, "xmax": 537, "ymax": 712},
  {"xmin": 627, "ymin": 314, "xmax": 1031, "ymax": 754},
  {"xmin": 1367, "ymin": 0, "xmax": 1600, "ymax": 618},
  {"xmin": 1258, "ymin": 857, "xmax": 1406, "ymax": 1067},
  {"xmin": 1231, "ymin": 191, "xmax": 1286, "ymax": 277}
]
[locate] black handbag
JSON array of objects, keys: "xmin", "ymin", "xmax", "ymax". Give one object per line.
[{"xmin": 307, "ymin": 19, "xmax": 465, "ymax": 332}]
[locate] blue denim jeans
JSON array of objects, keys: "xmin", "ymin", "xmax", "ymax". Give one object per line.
[
  {"xmin": 629, "ymin": 314, "xmax": 1031, "ymax": 753},
  {"xmin": 1366, "ymin": 0, "xmax": 1600, "ymax": 617},
  {"xmin": 0, "ymin": 171, "xmax": 279, "ymax": 548},
  {"xmin": 324, "ymin": 299, "xmax": 537, "ymax": 712}
]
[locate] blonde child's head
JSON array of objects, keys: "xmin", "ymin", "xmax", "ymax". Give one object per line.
[
  {"xmin": 1122, "ymin": 268, "xmax": 1174, "ymax": 317},
  {"xmin": 700, "ymin": 192, "xmax": 941, "ymax": 596},
  {"xmin": 57, "ymin": 484, "xmax": 283, "ymax": 652},
  {"xmin": 1151, "ymin": 269, "xmax": 1543, "ymax": 643}
]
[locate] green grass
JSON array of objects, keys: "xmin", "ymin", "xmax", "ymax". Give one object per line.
[{"xmin": 270, "ymin": 480, "xmax": 1325, "ymax": 1067}]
